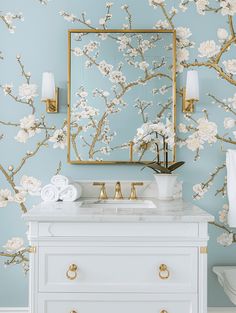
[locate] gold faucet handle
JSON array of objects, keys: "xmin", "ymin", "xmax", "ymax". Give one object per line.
[
  {"xmin": 129, "ymin": 182, "xmax": 144, "ymax": 200},
  {"xmin": 93, "ymin": 182, "xmax": 108, "ymax": 200}
]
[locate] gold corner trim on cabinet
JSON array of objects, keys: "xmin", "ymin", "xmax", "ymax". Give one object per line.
[
  {"xmin": 28, "ymin": 246, "xmax": 36, "ymax": 254},
  {"xmin": 200, "ymin": 247, "xmax": 208, "ymax": 254}
]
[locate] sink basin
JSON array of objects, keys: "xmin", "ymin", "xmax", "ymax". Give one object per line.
[{"xmin": 80, "ymin": 199, "xmax": 156, "ymax": 210}]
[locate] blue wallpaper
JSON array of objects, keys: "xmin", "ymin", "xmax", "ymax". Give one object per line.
[{"xmin": 0, "ymin": 0, "xmax": 236, "ymax": 307}]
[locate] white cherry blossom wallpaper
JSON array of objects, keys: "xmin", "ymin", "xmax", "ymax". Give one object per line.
[{"xmin": 1, "ymin": 0, "xmax": 236, "ymax": 307}]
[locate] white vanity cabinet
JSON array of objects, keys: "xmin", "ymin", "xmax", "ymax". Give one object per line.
[{"xmin": 23, "ymin": 199, "xmax": 214, "ymax": 313}]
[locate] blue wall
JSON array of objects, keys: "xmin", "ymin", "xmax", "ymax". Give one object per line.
[{"xmin": 0, "ymin": 0, "xmax": 236, "ymax": 307}]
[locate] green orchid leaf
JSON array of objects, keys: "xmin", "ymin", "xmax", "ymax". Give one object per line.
[{"xmin": 168, "ymin": 161, "xmax": 185, "ymax": 172}]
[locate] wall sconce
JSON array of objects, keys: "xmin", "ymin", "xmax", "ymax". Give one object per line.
[
  {"xmin": 41, "ymin": 72, "xmax": 59, "ymax": 113},
  {"xmin": 182, "ymin": 70, "xmax": 199, "ymax": 113}
]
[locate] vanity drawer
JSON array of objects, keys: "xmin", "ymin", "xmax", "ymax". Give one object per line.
[
  {"xmin": 38, "ymin": 293, "xmax": 198, "ymax": 313},
  {"xmin": 38, "ymin": 246, "xmax": 198, "ymax": 293}
]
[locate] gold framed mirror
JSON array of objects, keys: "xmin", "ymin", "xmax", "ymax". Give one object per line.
[{"xmin": 68, "ymin": 29, "xmax": 176, "ymax": 164}]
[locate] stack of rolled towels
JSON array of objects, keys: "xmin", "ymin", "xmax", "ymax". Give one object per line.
[{"xmin": 41, "ymin": 175, "xmax": 82, "ymax": 202}]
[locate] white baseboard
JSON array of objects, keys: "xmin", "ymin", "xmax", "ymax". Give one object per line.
[{"xmin": 0, "ymin": 307, "xmax": 235, "ymax": 313}]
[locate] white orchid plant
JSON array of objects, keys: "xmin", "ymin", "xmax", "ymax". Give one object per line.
[{"xmin": 133, "ymin": 118, "xmax": 184, "ymax": 173}]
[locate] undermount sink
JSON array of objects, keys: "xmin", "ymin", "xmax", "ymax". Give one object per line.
[{"xmin": 80, "ymin": 199, "xmax": 157, "ymax": 210}]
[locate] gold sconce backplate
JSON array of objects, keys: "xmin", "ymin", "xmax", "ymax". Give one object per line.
[
  {"xmin": 43, "ymin": 87, "xmax": 59, "ymax": 113},
  {"xmin": 182, "ymin": 87, "xmax": 197, "ymax": 113}
]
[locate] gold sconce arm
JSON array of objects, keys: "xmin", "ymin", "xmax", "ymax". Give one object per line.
[
  {"xmin": 182, "ymin": 87, "xmax": 198, "ymax": 113},
  {"xmin": 42, "ymin": 87, "xmax": 59, "ymax": 113}
]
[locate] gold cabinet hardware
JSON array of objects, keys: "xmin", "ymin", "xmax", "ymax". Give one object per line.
[
  {"xmin": 114, "ymin": 181, "xmax": 123, "ymax": 200},
  {"xmin": 93, "ymin": 182, "xmax": 108, "ymax": 200},
  {"xmin": 160, "ymin": 310, "xmax": 168, "ymax": 313},
  {"xmin": 200, "ymin": 247, "xmax": 208, "ymax": 254},
  {"xmin": 66, "ymin": 264, "xmax": 78, "ymax": 280},
  {"xmin": 159, "ymin": 264, "xmax": 170, "ymax": 280},
  {"xmin": 129, "ymin": 182, "xmax": 144, "ymax": 200},
  {"xmin": 28, "ymin": 246, "xmax": 36, "ymax": 254}
]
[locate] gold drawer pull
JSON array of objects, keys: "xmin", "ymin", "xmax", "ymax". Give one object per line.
[
  {"xmin": 66, "ymin": 264, "xmax": 78, "ymax": 280},
  {"xmin": 160, "ymin": 310, "xmax": 168, "ymax": 313},
  {"xmin": 159, "ymin": 264, "xmax": 170, "ymax": 280}
]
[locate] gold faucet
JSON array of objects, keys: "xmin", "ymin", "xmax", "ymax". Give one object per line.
[
  {"xmin": 129, "ymin": 182, "xmax": 144, "ymax": 200},
  {"xmin": 114, "ymin": 181, "xmax": 123, "ymax": 200},
  {"xmin": 93, "ymin": 182, "xmax": 108, "ymax": 200}
]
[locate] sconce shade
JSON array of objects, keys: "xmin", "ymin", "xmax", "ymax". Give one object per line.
[
  {"xmin": 185, "ymin": 70, "xmax": 199, "ymax": 101},
  {"xmin": 42, "ymin": 72, "xmax": 55, "ymax": 100}
]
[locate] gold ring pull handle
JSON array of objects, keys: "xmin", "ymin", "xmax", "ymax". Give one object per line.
[
  {"xmin": 66, "ymin": 264, "xmax": 78, "ymax": 280},
  {"xmin": 160, "ymin": 310, "xmax": 168, "ymax": 313},
  {"xmin": 159, "ymin": 264, "xmax": 170, "ymax": 280}
]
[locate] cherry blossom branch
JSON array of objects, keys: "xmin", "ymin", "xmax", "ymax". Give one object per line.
[
  {"xmin": 193, "ymin": 163, "xmax": 226, "ymax": 200},
  {"xmin": 0, "ymin": 164, "xmax": 27, "ymax": 213},
  {"xmin": 208, "ymin": 93, "xmax": 236, "ymax": 116}
]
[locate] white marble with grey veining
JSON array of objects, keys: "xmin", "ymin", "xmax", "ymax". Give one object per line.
[{"xmin": 23, "ymin": 197, "xmax": 214, "ymax": 223}]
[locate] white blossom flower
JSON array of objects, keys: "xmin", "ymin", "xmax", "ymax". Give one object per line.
[
  {"xmin": 59, "ymin": 11, "xmax": 76, "ymax": 22},
  {"xmin": 99, "ymin": 18, "xmax": 106, "ymax": 25},
  {"xmin": 18, "ymin": 83, "xmax": 38, "ymax": 100},
  {"xmin": 198, "ymin": 40, "xmax": 220, "ymax": 58},
  {"xmin": 154, "ymin": 20, "xmax": 170, "ymax": 29},
  {"xmin": 196, "ymin": 0, "xmax": 209, "ymax": 15},
  {"xmin": 16, "ymin": 175, "xmax": 42, "ymax": 196},
  {"xmin": 224, "ymin": 117, "xmax": 235, "ymax": 129},
  {"xmin": 223, "ymin": 59, "xmax": 236, "ymax": 75},
  {"xmin": 176, "ymin": 27, "xmax": 192, "ymax": 41},
  {"xmin": 217, "ymin": 28, "xmax": 228, "ymax": 41},
  {"xmin": 178, "ymin": 123, "xmax": 188, "ymax": 133},
  {"xmin": 177, "ymin": 48, "xmax": 189, "ymax": 63},
  {"xmin": 98, "ymin": 60, "xmax": 113, "ymax": 76},
  {"xmin": 220, "ymin": 0, "xmax": 236, "ymax": 16},
  {"xmin": 106, "ymin": 2, "xmax": 113, "ymax": 7},
  {"xmin": 219, "ymin": 204, "xmax": 229, "ymax": 224},
  {"xmin": 0, "ymin": 189, "xmax": 13, "ymax": 207},
  {"xmin": 15, "ymin": 114, "xmax": 40, "ymax": 143},
  {"xmin": 117, "ymin": 35, "xmax": 131, "ymax": 51},
  {"xmin": 186, "ymin": 134, "xmax": 203, "ymax": 151},
  {"xmin": 197, "ymin": 117, "xmax": 217, "ymax": 143},
  {"xmin": 193, "ymin": 183, "xmax": 207, "ymax": 198},
  {"xmin": 217, "ymin": 232, "xmax": 233, "ymax": 246},
  {"xmin": 2, "ymin": 84, "xmax": 13, "ymax": 95},
  {"xmin": 3, "ymin": 237, "xmax": 24, "ymax": 252},
  {"xmin": 149, "ymin": 0, "xmax": 165, "ymax": 8},
  {"xmin": 73, "ymin": 47, "xmax": 83, "ymax": 56},
  {"xmin": 139, "ymin": 61, "xmax": 149, "ymax": 70},
  {"xmin": 49, "ymin": 129, "xmax": 67, "ymax": 149},
  {"xmin": 14, "ymin": 191, "xmax": 27, "ymax": 204},
  {"xmin": 109, "ymin": 70, "xmax": 126, "ymax": 84}
]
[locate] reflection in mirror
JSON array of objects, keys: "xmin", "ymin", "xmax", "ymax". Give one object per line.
[{"xmin": 68, "ymin": 30, "xmax": 176, "ymax": 164}]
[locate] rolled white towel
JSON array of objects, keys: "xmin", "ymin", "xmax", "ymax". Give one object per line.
[
  {"xmin": 41, "ymin": 184, "xmax": 59, "ymax": 202},
  {"xmin": 51, "ymin": 175, "xmax": 71, "ymax": 190},
  {"xmin": 59, "ymin": 183, "xmax": 82, "ymax": 202}
]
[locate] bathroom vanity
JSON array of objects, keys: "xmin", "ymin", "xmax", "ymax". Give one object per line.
[{"xmin": 23, "ymin": 186, "xmax": 214, "ymax": 313}]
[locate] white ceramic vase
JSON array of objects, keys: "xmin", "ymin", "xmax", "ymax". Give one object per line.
[{"xmin": 154, "ymin": 173, "xmax": 178, "ymax": 200}]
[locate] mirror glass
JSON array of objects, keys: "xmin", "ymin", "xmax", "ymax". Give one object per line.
[{"xmin": 68, "ymin": 30, "xmax": 176, "ymax": 164}]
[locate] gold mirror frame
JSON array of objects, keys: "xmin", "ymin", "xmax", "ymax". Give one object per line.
[{"xmin": 67, "ymin": 29, "xmax": 177, "ymax": 164}]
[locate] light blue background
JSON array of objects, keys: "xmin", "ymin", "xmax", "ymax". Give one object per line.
[{"xmin": 0, "ymin": 0, "xmax": 235, "ymax": 308}]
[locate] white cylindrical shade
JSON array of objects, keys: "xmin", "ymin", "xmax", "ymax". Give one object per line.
[
  {"xmin": 42, "ymin": 72, "xmax": 55, "ymax": 100},
  {"xmin": 185, "ymin": 70, "xmax": 199, "ymax": 100}
]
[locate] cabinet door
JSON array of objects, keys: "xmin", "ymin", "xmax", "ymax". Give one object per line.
[{"xmin": 39, "ymin": 246, "xmax": 198, "ymax": 293}]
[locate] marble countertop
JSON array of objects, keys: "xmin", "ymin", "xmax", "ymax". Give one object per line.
[{"xmin": 23, "ymin": 198, "xmax": 214, "ymax": 223}]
